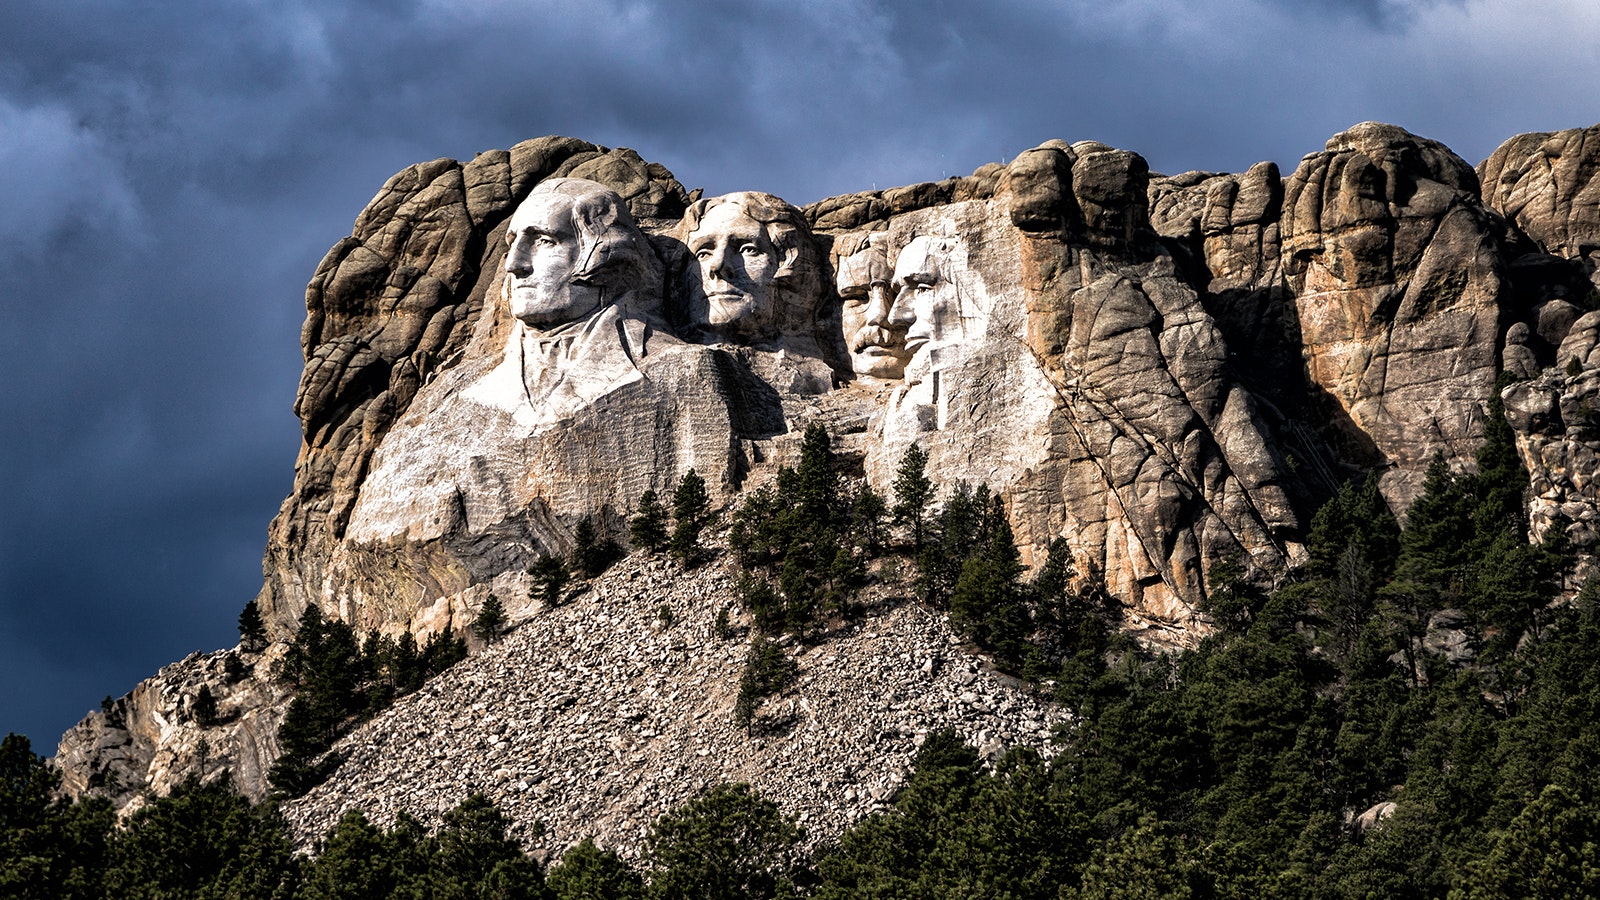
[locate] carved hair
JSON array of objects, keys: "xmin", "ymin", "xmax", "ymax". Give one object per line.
[
  {"xmin": 677, "ymin": 191, "xmax": 820, "ymax": 292},
  {"xmin": 510, "ymin": 177, "xmax": 660, "ymax": 300},
  {"xmin": 833, "ymin": 230, "xmax": 890, "ymax": 299}
]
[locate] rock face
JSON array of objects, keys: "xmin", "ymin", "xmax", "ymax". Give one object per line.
[
  {"xmin": 1488, "ymin": 125, "xmax": 1600, "ymax": 590},
  {"xmin": 54, "ymin": 648, "xmax": 289, "ymax": 807},
  {"xmin": 262, "ymin": 139, "xmax": 693, "ymax": 641},
  {"xmin": 260, "ymin": 134, "xmax": 1324, "ymax": 650},
  {"xmin": 58, "ymin": 121, "xmax": 1600, "ymax": 818}
]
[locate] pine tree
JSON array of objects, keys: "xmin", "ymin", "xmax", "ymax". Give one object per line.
[
  {"xmin": 853, "ymin": 484, "xmax": 888, "ymax": 558},
  {"xmin": 630, "ymin": 490, "xmax": 669, "ymax": 553},
  {"xmin": 548, "ymin": 838, "xmax": 643, "ymax": 900},
  {"xmin": 794, "ymin": 423, "xmax": 840, "ymax": 528},
  {"xmin": 570, "ymin": 517, "xmax": 620, "ymax": 578},
  {"xmin": 948, "ymin": 496, "xmax": 1030, "ymax": 665},
  {"xmin": 647, "ymin": 783, "xmax": 804, "ymax": 900},
  {"xmin": 103, "ymin": 777, "xmax": 297, "ymax": 898},
  {"xmin": 530, "ymin": 555, "xmax": 570, "ymax": 607},
  {"xmin": 191, "ymin": 686, "xmax": 218, "ymax": 728},
  {"xmin": 237, "ymin": 599, "xmax": 267, "ymax": 652},
  {"xmin": 918, "ymin": 483, "xmax": 990, "ymax": 605},
  {"xmin": 1396, "ymin": 453, "xmax": 1473, "ymax": 599},
  {"xmin": 892, "ymin": 444, "xmax": 934, "ymax": 551},
  {"xmin": 670, "ymin": 469, "xmax": 712, "ymax": 566},
  {"xmin": 1306, "ymin": 474, "xmax": 1400, "ymax": 582},
  {"xmin": 473, "ymin": 594, "xmax": 508, "ymax": 644}
]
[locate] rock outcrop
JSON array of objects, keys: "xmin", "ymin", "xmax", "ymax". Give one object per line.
[
  {"xmin": 259, "ymin": 134, "xmax": 1322, "ymax": 651},
  {"xmin": 263, "ymin": 139, "xmax": 693, "ymax": 641},
  {"xmin": 1278, "ymin": 123, "xmax": 1510, "ymax": 512},
  {"xmin": 53, "ymin": 647, "xmax": 289, "ymax": 807},
  {"xmin": 57, "ymin": 121, "xmax": 1600, "ymax": 820}
]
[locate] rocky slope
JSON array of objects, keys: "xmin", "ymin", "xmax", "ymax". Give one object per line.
[
  {"xmin": 279, "ymin": 551, "xmax": 1067, "ymax": 856},
  {"xmin": 55, "ymin": 120, "xmax": 1600, "ymax": 818}
]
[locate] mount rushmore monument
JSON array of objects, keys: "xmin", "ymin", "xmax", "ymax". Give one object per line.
[
  {"xmin": 255, "ymin": 122, "xmax": 1600, "ymax": 646},
  {"xmin": 55, "ymin": 122, "xmax": 1600, "ymax": 812}
]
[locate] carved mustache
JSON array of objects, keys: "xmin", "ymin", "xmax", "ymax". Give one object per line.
[{"xmin": 851, "ymin": 325, "xmax": 907, "ymax": 353}]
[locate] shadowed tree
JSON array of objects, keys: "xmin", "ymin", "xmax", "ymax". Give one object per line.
[
  {"xmin": 630, "ymin": 490, "xmax": 670, "ymax": 553},
  {"xmin": 670, "ymin": 469, "xmax": 712, "ymax": 566},
  {"xmin": 892, "ymin": 444, "xmax": 934, "ymax": 551},
  {"xmin": 548, "ymin": 838, "xmax": 644, "ymax": 900},
  {"xmin": 646, "ymin": 783, "xmax": 805, "ymax": 900}
]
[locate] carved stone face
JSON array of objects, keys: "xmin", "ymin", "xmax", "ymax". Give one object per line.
[
  {"xmin": 687, "ymin": 202, "xmax": 780, "ymax": 337},
  {"xmin": 837, "ymin": 240, "xmax": 909, "ymax": 379},
  {"xmin": 890, "ymin": 236, "xmax": 959, "ymax": 385},
  {"xmin": 504, "ymin": 193, "xmax": 604, "ymax": 328}
]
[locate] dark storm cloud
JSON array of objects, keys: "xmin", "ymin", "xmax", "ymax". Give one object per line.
[{"xmin": 3, "ymin": 0, "xmax": 1597, "ymax": 747}]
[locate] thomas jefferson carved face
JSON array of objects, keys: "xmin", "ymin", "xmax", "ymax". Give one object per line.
[
  {"xmin": 686, "ymin": 202, "xmax": 780, "ymax": 337},
  {"xmin": 889, "ymin": 236, "xmax": 960, "ymax": 385},
  {"xmin": 837, "ymin": 236, "xmax": 909, "ymax": 379}
]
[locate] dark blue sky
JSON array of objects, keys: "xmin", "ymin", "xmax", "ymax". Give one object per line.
[{"xmin": 3, "ymin": 0, "xmax": 1596, "ymax": 749}]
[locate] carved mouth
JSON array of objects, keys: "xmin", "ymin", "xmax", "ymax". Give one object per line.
[{"xmin": 854, "ymin": 344, "xmax": 904, "ymax": 358}]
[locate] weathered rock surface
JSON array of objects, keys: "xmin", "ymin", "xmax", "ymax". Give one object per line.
[
  {"xmin": 280, "ymin": 552, "xmax": 1068, "ymax": 857},
  {"xmin": 991, "ymin": 142, "xmax": 1304, "ymax": 628},
  {"xmin": 54, "ymin": 647, "xmax": 290, "ymax": 810},
  {"xmin": 57, "ymin": 121, "xmax": 1600, "ymax": 817},
  {"xmin": 262, "ymin": 139, "xmax": 691, "ymax": 641},
  {"xmin": 1280, "ymin": 123, "xmax": 1509, "ymax": 511},
  {"xmin": 1503, "ymin": 356, "xmax": 1600, "ymax": 587},
  {"xmin": 1480, "ymin": 123, "xmax": 1600, "ymax": 294}
]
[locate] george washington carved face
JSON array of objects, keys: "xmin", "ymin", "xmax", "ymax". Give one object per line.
[{"xmin": 503, "ymin": 178, "xmax": 653, "ymax": 329}]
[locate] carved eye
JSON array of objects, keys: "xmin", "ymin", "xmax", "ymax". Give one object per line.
[
  {"xmin": 696, "ymin": 249, "xmax": 714, "ymax": 260},
  {"xmin": 536, "ymin": 235, "xmax": 558, "ymax": 247},
  {"xmin": 740, "ymin": 243, "xmax": 764, "ymax": 256}
]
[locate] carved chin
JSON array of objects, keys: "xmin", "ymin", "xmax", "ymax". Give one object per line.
[
  {"xmin": 703, "ymin": 293, "xmax": 772, "ymax": 335},
  {"xmin": 852, "ymin": 349, "xmax": 909, "ymax": 380},
  {"xmin": 510, "ymin": 285, "xmax": 601, "ymax": 327}
]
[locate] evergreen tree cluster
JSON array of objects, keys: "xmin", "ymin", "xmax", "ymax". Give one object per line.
[
  {"xmin": 1, "ymin": 738, "xmax": 808, "ymax": 900},
  {"xmin": 269, "ymin": 607, "xmax": 466, "ymax": 796},
  {"xmin": 528, "ymin": 516, "xmax": 626, "ymax": 613},
  {"xmin": 913, "ymin": 478, "xmax": 1122, "ymax": 681},
  {"xmin": 628, "ymin": 471, "xmax": 714, "ymax": 566},
  {"xmin": 728, "ymin": 425, "xmax": 880, "ymax": 635}
]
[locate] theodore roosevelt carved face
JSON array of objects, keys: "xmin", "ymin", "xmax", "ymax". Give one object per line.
[
  {"xmin": 679, "ymin": 192, "xmax": 814, "ymax": 343},
  {"xmin": 503, "ymin": 178, "xmax": 653, "ymax": 329},
  {"xmin": 836, "ymin": 233, "xmax": 910, "ymax": 380}
]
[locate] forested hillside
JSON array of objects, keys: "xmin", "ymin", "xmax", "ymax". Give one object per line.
[{"xmin": 7, "ymin": 402, "xmax": 1598, "ymax": 898}]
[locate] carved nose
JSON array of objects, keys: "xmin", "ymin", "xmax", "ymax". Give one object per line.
[
  {"xmin": 865, "ymin": 284, "xmax": 893, "ymax": 326},
  {"xmin": 889, "ymin": 285, "xmax": 916, "ymax": 327},
  {"xmin": 506, "ymin": 234, "xmax": 534, "ymax": 275},
  {"xmin": 706, "ymin": 244, "xmax": 731, "ymax": 279}
]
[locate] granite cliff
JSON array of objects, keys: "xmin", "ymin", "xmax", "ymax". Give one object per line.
[{"xmin": 55, "ymin": 123, "xmax": 1600, "ymax": 842}]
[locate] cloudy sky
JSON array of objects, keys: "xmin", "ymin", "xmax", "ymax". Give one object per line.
[{"xmin": 2, "ymin": 0, "xmax": 1596, "ymax": 748}]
